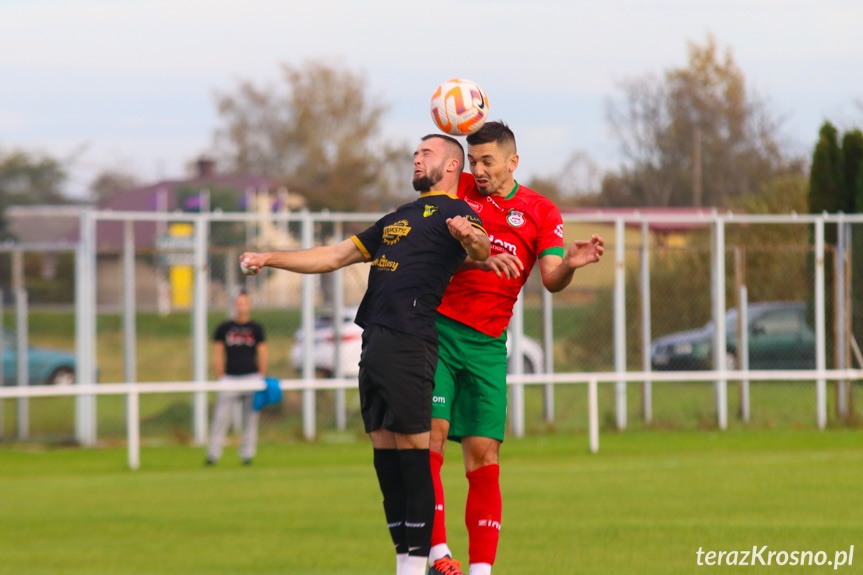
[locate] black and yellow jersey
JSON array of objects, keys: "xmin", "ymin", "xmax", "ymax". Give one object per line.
[{"xmin": 351, "ymin": 191, "xmax": 486, "ymax": 343}]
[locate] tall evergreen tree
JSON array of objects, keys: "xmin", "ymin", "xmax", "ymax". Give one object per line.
[
  {"xmin": 843, "ymin": 130, "xmax": 863, "ymax": 370},
  {"xmin": 808, "ymin": 122, "xmax": 843, "ymax": 217},
  {"xmin": 840, "ymin": 129, "xmax": 863, "ymax": 213}
]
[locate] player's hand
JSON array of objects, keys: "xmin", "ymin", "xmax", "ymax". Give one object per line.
[
  {"xmin": 479, "ymin": 252, "xmax": 524, "ymax": 279},
  {"xmin": 564, "ymin": 234, "xmax": 604, "ymax": 269},
  {"xmin": 240, "ymin": 252, "xmax": 266, "ymax": 276},
  {"xmin": 446, "ymin": 216, "xmax": 478, "ymax": 246}
]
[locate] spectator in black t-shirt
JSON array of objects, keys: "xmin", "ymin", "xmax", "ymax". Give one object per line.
[{"xmin": 206, "ymin": 290, "xmax": 267, "ymax": 466}]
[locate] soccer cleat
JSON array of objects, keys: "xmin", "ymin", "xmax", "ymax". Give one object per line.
[{"xmin": 427, "ymin": 555, "xmax": 464, "ymax": 575}]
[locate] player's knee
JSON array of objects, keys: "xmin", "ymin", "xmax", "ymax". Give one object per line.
[
  {"xmin": 463, "ymin": 437, "xmax": 500, "ymax": 471},
  {"xmin": 429, "ymin": 418, "xmax": 449, "ymax": 455}
]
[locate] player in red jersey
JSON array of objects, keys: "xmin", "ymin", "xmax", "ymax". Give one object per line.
[{"xmin": 427, "ymin": 122, "xmax": 604, "ymax": 575}]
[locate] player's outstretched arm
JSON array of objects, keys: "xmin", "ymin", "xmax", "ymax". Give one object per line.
[
  {"xmin": 241, "ymin": 239, "xmax": 366, "ymax": 275},
  {"xmin": 446, "ymin": 216, "xmax": 490, "ymax": 261},
  {"xmin": 540, "ymin": 233, "xmax": 604, "ymax": 293}
]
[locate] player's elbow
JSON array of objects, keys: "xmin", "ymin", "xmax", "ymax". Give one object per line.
[{"xmin": 543, "ymin": 277, "xmax": 570, "ymax": 293}]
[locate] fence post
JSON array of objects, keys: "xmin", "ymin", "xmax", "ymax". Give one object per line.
[
  {"xmin": 588, "ymin": 377, "xmax": 599, "ymax": 454},
  {"xmin": 509, "ymin": 291, "xmax": 525, "ymax": 438},
  {"xmin": 614, "ymin": 218, "xmax": 627, "ymax": 431},
  {"xmin": 333, "ymin": 221, "xmax": 347, "ymax": 431},
  {"xmin": 640, "ymin": 220, "xmax": 652, "ymax": 424},
  {"xmin": 300, "ymin": 209, "xmax": 317, "ymax": 440},
  {"xmin": 12, "ymin": 251, "xmax": 27, "ymax": 439},
  {"xmin": 193, "ymin": 214, "xmax": 209, "ymax": 445},
  {"xmin": 123, "ymin": 221, "xmax": 137, "ymax": 385},
  {"xmin": 16, "ymin": 288, "xmax": 28, "ymax": 439},
  {"xmin": 127, "ymin": 387, "xmax": 140, "ymax": 470},
  {"xmin": 713, "ymin": 218, "xmax": 728, "ymax": 430},
  {"xmin": 75, "ymin": 211, "xmax": 97, "ymax": 446},
  {"xmin": 542, "ymin": 288, "xmax": 554, "ymax": 423},
  {"xmin": 835, "ymin": 218, "xmax": 847, "ymax": 417},
  {"xmin": 815, "ymin": 218, "xmax": 827, "ymax": 429}
]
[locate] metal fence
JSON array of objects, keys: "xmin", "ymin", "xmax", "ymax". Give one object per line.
[{"xmin": 2, "ymin": 209, "xmax": 862, "ymax": 451}]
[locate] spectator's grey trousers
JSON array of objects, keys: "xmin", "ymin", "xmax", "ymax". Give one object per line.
[{"xmin": 207, "ymin": 374, "xmax": 262, "ymax": 462}]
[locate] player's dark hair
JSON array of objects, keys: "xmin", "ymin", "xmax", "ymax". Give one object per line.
[
  {"xmin": 466, "ymin": 121, "xmax": 517, "ymax": 153},
  {"xmin": 421, "ymin": 133, "xmax": 465, "ymax": 174}
]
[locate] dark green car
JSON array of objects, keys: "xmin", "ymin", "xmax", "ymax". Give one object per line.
[{"xmin": 650, "ymin": 301, "xmax": 816, "ymax": 371}]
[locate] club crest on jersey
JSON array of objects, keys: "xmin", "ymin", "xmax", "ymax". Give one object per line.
[
  {"xmin": 506, "ymin": 209, "xmax": 525, "ymax": 228},
  {"xmin": 383, "ymin": 219, "xmax": 411, "ymax": 244},
  {"xmin": 423, "ymin": 205, "xmax": 438, "ymax": 218}
]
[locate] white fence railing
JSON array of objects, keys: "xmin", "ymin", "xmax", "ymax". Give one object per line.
[
  {"xmin": 5, "ymin": 209, "xmax": 861, "ymax": 452},
  {"xmin": 2, "ymin": 368, "xmax": 860, "ymax": 470}
]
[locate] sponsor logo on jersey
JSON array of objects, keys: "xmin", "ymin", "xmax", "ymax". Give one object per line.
[
  {"xmin": 506, "ymin": 209, "xmax": 525, "ymax": 227},
  {"xmin": 488, "ymin": 234, "xmax": 518, "ymax": 257},
  {"xmin": 226, "ymin": 328, "xmax": 256, "ymax": 347},
  {"xmin": 554, "ymin": 223, "xmax": 564, "ymax": 238},
  {"xmin": 478, "ymin": 518, "xmax": 502, "ymax": 531},
  {"xmin": 423, "ymin": 205, "xmax": 438, "ymax": 218},
  {"xmin": 432, "ymin": 396, "xmax": 446, "ymax": 404},
  {"xmin": 382, "ymin": 219, "xmax": 411, "ymax": 244},
  {"xmin": 466, "ymin": 198, "xmax": 483, "ymax": 212},
  {"xmin": 370, "ymin": 254, "xmax": 399, "ymax": 272},
  {"xmin": 485, "ymin": 196, "xmax": 505, "ymax": 212}
]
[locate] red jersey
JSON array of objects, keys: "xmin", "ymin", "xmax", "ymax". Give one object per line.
[{"xmin": 437, "ymin": 173, "xmax": 565, "ymax": 338}]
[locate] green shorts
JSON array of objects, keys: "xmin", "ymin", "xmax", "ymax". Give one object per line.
[{"xmin": 432, "ymin": 313, "xmax": 508, "ymax": 442}]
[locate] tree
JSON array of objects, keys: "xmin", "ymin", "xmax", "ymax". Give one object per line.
[
  {"xmin": 840, "ymin": 129, "xmax": 863, "ymax": 213},
  {"xmin": 815, "ymin": 126, "xmax": 863, "ymax": 371},
  {"xmin": 0, "ymin": 147, "xmax": 69, "ymax": 240},
  {"xmin": 605, "ymin": 34, "xmax": 795, "ymax": 207},
  {"xmin": 365, "ymin": 144, "xmax": 415, "ymax": 212},
  {"xmin": 808, "ymin": 122, "xmax": 844, "ymax": 217},
  {"xmin": 211, "ymin": 61, "xmax": 397, "ymax": 212},
  {"xmin": 89, "ymin": 169, "xmax": 139, "ymax": 206}
]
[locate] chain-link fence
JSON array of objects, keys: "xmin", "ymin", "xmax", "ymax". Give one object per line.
[{"xmin": 2, "ymin": 210, "xmax": 862, "ymax": 449}]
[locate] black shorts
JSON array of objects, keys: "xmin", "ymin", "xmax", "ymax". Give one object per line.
[{"xmin": 358, "ymin": 324, "xmax": 438, "ymax": 435}]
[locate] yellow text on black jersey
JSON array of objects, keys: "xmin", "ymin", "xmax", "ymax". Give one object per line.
[{"xmin": 370, "ymin": 254, "xmax": 399, "ymax": 272}]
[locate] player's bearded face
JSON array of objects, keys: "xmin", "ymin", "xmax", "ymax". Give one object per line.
[{"xmin": 412, "ymin": 159, "xmax": 445, "ymax": 192}]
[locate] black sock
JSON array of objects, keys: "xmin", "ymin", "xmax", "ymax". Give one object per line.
[
  {"xmin": 398, "ymin": 448, "xmax": 435, "ymax": 558},
  {"xmin": 373, "ymin": 448, "xmax": 408, "ymax": 556}
]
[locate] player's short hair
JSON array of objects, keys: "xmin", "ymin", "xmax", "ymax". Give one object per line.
[
  {"xmin": 466, "ymin": 121, "xmax": 517, "ymax": 155},
  {"xmin": 421, "ymin": 134, "xmax": 465, "ymax": 174}
]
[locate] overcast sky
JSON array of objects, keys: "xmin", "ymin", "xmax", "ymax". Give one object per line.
[{"xmin": 1, "ymin": 0, "xmax": 862, "ymax": 199}]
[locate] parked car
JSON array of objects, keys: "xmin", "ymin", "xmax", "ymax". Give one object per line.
[
  {"xmin": 290, "ymin": 307, "xmax": 545, "ymax": 377},
  {"xmin": 2, "ymin": 328, "xmax": 77, "ymax": 385},
  {"xmin": 650, "ymin": 301, "xmax": 816, "ymax": 371}
]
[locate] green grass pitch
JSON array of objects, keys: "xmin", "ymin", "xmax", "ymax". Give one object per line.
[{"xmin": 1, "ymin": 430, "xmax": 861, "ymax": 574}]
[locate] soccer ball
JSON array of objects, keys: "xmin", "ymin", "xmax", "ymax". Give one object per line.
[{"xmin": 430, "ymin": 78, "xmax": 489, "ymax": 136}]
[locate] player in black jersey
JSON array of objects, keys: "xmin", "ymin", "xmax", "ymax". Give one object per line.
[{"xmin": 241, "ymin": 134, "xmax": 489, "ymax": 575}]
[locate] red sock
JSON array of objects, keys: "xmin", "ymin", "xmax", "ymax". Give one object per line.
[
  {"xmin": 430, "ymin": 451, "xmax": 447, "ymax": 547},
  {"xmin": 465, "ymin": 464, "xmax": 502, "ymax": 566}
]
